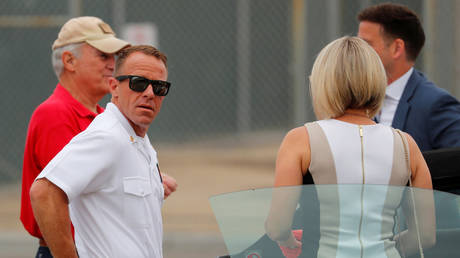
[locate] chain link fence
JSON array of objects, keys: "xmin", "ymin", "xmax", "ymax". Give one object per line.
[{"xmin": 1, "ymin": 0, "xmax": 459, "ymax": 182}]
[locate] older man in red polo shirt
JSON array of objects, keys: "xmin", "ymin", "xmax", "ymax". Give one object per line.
[{"xmin": 21, "ymin": 16, "xmax": 177, "ymax": 258}]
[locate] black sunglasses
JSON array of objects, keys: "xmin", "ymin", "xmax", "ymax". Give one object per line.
[{"xmin": 116, "ymin": 75, "xmax": 171, "ymax": 96}]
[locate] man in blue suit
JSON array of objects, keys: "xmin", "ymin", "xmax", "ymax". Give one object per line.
[{"xmin": 357, "ymin": 3, "xmax": 460, "ymax": 152}]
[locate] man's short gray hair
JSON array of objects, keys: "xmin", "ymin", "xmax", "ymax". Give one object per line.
[{"xmin": 51, "ymin": 42, "xmax": 84, "ymax": 79}]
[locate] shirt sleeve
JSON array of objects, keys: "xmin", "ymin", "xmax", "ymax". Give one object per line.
[{"xmin": 37, "ymin": 129, "xmax": 121, "ymax": 203}]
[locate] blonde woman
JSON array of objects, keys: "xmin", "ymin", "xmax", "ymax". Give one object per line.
[{"xmin": 265, "ymin": 36, "xmax": 435, "ymax": 257}]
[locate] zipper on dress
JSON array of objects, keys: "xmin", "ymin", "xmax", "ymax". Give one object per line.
[
  {"xmin": 359, "ymin": 125, "xmax": 365, "ymax": 184},
  {"xmin": 358, "ymin": 125, "xmax": 365, "ymax": 258}
]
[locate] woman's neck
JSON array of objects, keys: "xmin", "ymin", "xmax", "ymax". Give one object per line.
[{"xmin": 334, "ymin": 109, "xmax": 375, "ymax": 125}]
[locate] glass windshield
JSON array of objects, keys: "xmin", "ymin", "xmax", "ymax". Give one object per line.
[{"xmin": 210, "ymin": 185, "xmax": 460, "ymax": 258}]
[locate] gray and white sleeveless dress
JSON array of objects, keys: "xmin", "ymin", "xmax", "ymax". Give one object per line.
[{"xmin": 300, "ymin": 119, "xmax": 410, "ymax": 258}]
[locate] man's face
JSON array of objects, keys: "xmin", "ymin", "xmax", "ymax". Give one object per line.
[
  {"xmin": 111, "ymin": 52, "xmax": 168, "ymax": 136},
  {"xmin": 73, "ymin": 43, "xmax": 115, "ymax": 98},
  {"xmin": 358, "ymin": 21, "xmax": 394, "ymax": 79}
]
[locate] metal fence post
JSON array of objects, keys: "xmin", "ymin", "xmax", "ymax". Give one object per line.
[
  {"xmin": 292, "ymin": 0, "xmax": 307, "ymax": 126},
  {"xmin": 236, "ymin": 0, "xmax": 251, "ymax": 133}
]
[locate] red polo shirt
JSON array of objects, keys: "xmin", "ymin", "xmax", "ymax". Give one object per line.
[{"xmin": 20, "ymin": 84, "xmax": 104, "ymax": 239}]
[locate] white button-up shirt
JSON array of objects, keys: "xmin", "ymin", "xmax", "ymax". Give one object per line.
[
  {"xmin": 38, "ymin": 103, "xmax": 164, "ymax": 258},
  {"xmin": 376, "ymin": 68, "xmax": 413, "ymax": 125}
]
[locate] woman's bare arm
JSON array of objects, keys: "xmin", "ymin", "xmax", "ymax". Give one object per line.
[{"xmin": 265, "ymin": 127, "xmax": 310, "ymax": 247}]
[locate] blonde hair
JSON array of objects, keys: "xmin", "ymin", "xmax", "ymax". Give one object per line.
[{"xmin": 309, "ymin": 36, "xmax": 386, "ymax": 120}]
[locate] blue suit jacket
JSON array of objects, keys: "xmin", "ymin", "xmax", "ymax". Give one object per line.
[{"xmin": 392, "ymin": 69, "xmax": 460, "ymax": 151}]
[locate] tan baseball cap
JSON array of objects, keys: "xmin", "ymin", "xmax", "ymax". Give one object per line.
[{"xmin": 52, "ymin": 16, "xmax": 130, "ymax": 54}]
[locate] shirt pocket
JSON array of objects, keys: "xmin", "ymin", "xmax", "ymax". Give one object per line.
[{"xmin": 123, "ymin": 176, "xmax": 152, "ymax": 228}]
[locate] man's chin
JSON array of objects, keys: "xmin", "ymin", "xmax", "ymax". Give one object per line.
[
  {"xmin": 99, "ymin": 85, "xmax": 111, "ymax": 95},
  {"xmin": 135, "ymin": 118, "xmax": 155, "ymax": 128}
]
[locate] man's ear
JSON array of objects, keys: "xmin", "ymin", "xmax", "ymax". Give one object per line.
[
  {"xmin": 62, "ymin": 51, "xmax": 76, "ymax": 72},
  {"xmin": 109, "ymin": 77, "xmax": 119, "ymax": 99},
  {"xmin": 391, "ymin": 38, "xmax": 405, "ymax": 60}
]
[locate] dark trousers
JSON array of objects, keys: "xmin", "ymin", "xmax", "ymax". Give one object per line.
[{"xmin": 35, "ymin": 246, "xmax": 53, "ymax": 258}]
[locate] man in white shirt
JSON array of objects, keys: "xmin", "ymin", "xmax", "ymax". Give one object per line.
[
  {"xmin": 30, "ymin": 45, "xmax": 171, "ymax": 258},
  {"xmin": 358, "ymin": 3, "xmax": 460, "ymax": 151}
]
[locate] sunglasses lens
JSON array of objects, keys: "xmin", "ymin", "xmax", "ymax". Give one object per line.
[
  {"xmin": 153, "ymin": 82, "xmax": 169, "ymax": 96},
  {"xmin": 126, "ymin": 76, "xmax": 170, "ymax": 96},
  {"xmin": 129, "ymin": 77, "xmax": 149, "ymax": 92}
]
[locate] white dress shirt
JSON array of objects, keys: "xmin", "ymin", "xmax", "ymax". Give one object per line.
[
  {"xmin": 38, "ymin": 103, "xmax": 164, "ymax": 258},
  {"xmin": 376, "ymin": 68, "xmax": 413, "ymax": 125}
]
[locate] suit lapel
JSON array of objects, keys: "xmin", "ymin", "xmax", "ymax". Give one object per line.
[
  {"xmin": 392, "ymin": 70, "xmax": 420, "ymax": 130},
  {"xmin": 392, "ymin": 103, "xmax": 409, "ymax": 130}
]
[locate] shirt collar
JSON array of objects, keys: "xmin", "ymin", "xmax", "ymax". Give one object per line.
[
  {"xmin": 54, "ymin": 83, "xmax": 104, "ymax": 117},
  {"xmin": 105, "ymin": 102, "xmax": 148, "ymax": 144},
  {"xmin": 386, "ymin": 67, "xmax": 414, "ymax": 101}
]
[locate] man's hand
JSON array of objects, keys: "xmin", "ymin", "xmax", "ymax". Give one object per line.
[{"xmin": 161, "ymin": 173, "xmax": 177, "ymax": 199}]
